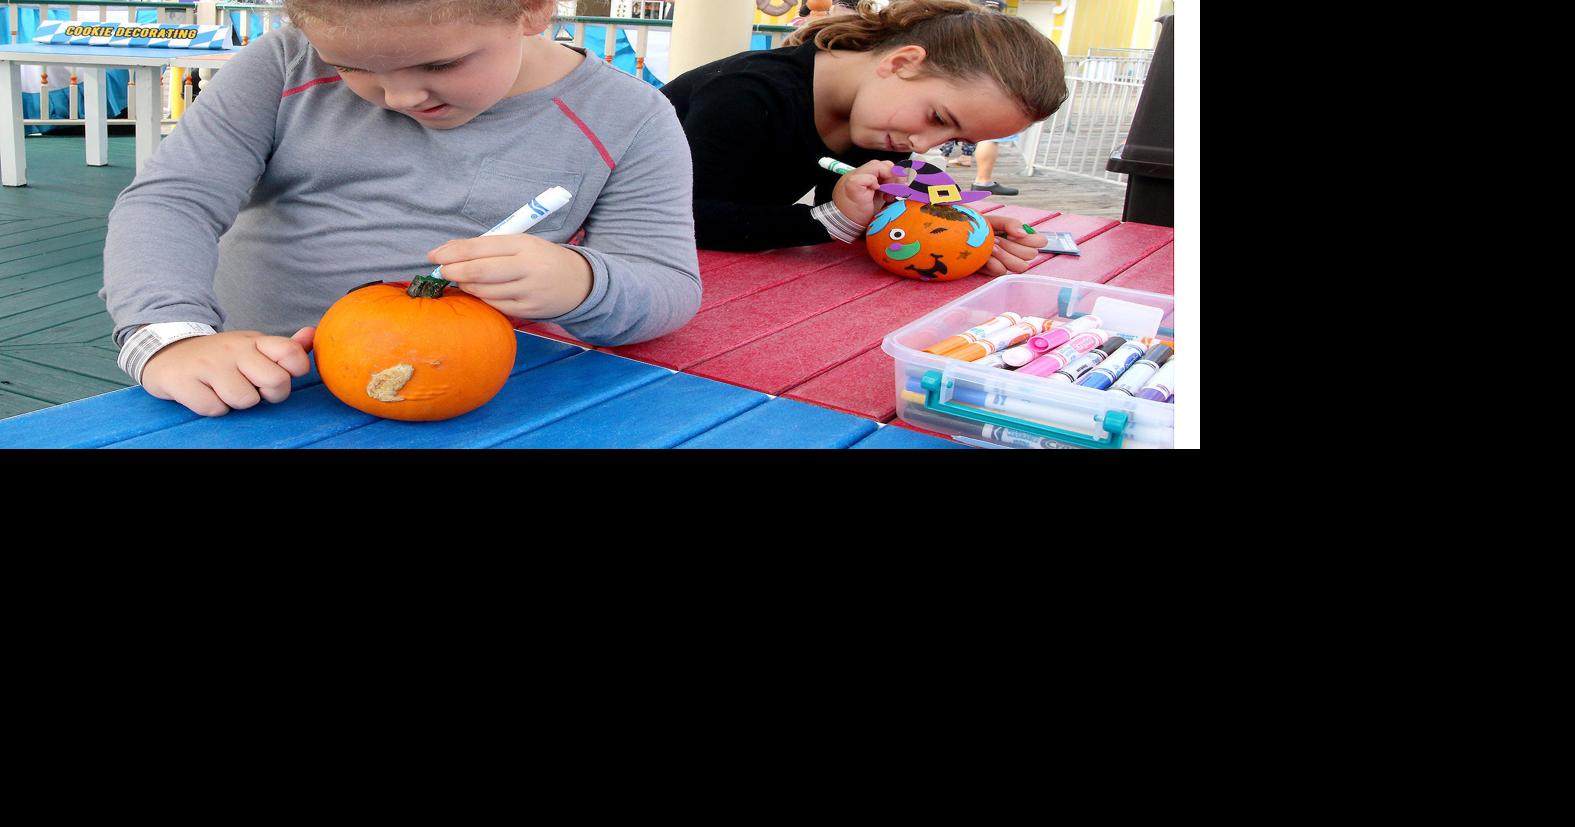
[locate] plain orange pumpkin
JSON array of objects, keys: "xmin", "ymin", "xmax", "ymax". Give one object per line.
[{"xmin": 314, "ymin": 280, "xmax": 517, "ymax": 422}]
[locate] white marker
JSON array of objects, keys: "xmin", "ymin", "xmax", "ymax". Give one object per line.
[{"xmin": 431, "ymin": 185, "xmax": 573, "ymax": 281}]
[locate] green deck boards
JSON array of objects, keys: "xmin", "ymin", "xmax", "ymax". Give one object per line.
[{"xmin": 0, "ymin": 134, "xmax": 139, "ymax": 418}]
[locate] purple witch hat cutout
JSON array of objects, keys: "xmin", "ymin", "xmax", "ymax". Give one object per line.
[{"xmin": 877, "ymin": 159, "xmax": 992, "ymax": 205}]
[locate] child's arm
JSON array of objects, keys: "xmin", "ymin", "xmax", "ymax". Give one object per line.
[
  {"xmin": 429, "ymin": 105, "xmax": 702, "ymax": 347},
  {"xmin": 99, "ymin": 32, "xmax": 314, "ymax": 413}
]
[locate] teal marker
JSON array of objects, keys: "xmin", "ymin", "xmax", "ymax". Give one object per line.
[{"xmin": 818, "ymin": 157, "xmax": 855, "ymax": 175}]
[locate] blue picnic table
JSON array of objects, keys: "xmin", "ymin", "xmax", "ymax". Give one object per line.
[{"xmin": 0, "ymin": 331, "xmax": 964, "ymax": 448}]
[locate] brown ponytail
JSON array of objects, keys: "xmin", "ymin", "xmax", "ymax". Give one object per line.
[{"xmin": 786, "ymin": 0, "xmax": 1068, "ymax": 123}]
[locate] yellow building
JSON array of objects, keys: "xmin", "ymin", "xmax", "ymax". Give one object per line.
[{"xmin": 1013, "ymin": 0, "xmax": 1173, "ymax": 55}]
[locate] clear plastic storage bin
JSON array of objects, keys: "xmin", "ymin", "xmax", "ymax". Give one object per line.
[{"xmin": 881, "ymin": 275, "xmax": 1177, "ymax": 449}]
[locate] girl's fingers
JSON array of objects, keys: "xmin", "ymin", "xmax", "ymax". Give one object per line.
[
  {"xmin": 427, "ymin": 235, "xmax": 539, "ymax": 265},
  {"xmin": 237, "ymin": 352, "xmax": 294, "ymax": 404},
  {"xmin": 989, "ymin": 245, "xmax": 1033, "ymax": 274},
  {"xmin": 432, "ymin": 256, "xmax": 530, "ymax": 285}
]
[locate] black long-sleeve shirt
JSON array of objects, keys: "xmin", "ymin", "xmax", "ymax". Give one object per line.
[{"xmin": 661, "ymin": 42, "xmax": 909, "ymax": 251}]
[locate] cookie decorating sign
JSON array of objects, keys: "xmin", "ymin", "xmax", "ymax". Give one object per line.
[{"xmin": 32, "ymin": 21, "xmax": 234, "ymax": 49}]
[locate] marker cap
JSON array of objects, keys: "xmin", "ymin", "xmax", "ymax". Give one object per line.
[{"xmin": 1094, "ymin": 336, "xmax": 1127, "ymax": 356}]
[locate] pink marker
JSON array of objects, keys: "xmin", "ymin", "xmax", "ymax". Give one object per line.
[
  {"xmin": 1027, "ymin": 315, "xmax": 1102, "ymax": 354},
  {"xmin": 1016, "ymin": 330, "xmax": 1111, "ymax": 377}
]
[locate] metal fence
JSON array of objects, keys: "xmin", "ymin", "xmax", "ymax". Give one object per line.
[{"xmin": 1020, "ymin": 49, "xmax": 1154, "ymax": 185}]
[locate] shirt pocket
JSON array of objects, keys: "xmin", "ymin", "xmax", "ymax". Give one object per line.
[{"xmin": 460, "ymin": 158, "xmax": 583, "ymax": 237}]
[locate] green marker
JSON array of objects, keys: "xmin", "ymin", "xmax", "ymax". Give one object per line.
[{"xmin": 818, "ymin": 157, "xmax": 856, "ymax": 175}]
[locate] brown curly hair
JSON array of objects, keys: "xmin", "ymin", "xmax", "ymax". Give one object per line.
[{"xmin": 786, "ymin": 0, "xmax": 1068, "ymax": 123}]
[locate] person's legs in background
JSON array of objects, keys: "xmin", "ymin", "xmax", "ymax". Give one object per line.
[
  {"xmin": 970, "ymin": 139, "xmax": 1019, "ymax": 196},
  {"xmin": 949, "ymin": 140, "xmax": 976, "ymax": 167}
]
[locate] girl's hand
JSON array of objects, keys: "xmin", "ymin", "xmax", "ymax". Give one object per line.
[
  {"xmin": 979, "ymin": 215, "xmax": 1044, "ymax": 277},
  {"xmin": 831, "ymin": 160, "xmax": 901, "ymax": 228},
  {"xmin": 427, "ymin": 235, "xmax": 594, "ymax": 320},
  {"xmin": 141, "ymin": 328, "xmax": 315, "ymax": 416}
]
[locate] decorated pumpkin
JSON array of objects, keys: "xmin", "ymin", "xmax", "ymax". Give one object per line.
[
  {"xmin": 866, "ymin": 160, "xmax": 995, "ymax": 281},
  {"xmin": 314, "ymin": 276, "xmax": 516, "ymax": 422}
]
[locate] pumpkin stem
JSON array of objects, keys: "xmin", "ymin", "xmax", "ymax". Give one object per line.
[{"xmin": 406, "ymin": 275, "xmax": 451, "ymax": 298}]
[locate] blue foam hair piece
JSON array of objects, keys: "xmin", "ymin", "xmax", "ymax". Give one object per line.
[
  {"xmin": 866, "ymin": 200, "xmax": 908, "ymax": 236},
  {"xmin": 965, "ymin": 209, "xmax": 990, "ymax": 247}
]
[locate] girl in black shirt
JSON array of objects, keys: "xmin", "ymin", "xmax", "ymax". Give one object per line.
[{"xmin": 662, "ymin": 0, "xmax": 1067, "ymax": 274}]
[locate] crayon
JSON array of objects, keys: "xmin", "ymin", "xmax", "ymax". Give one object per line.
[
  {"xmin": 1027, "ymin": 314, "xmax": 1102, "ymax": 354},
  {"xmin": 1075, "ymin": 339, "xmax": 1149, "ymax": 391},
  {"xmin": 924, "ymin": 311, "xmax": 1024, "ymax": 355},
  {"xmin": 1111, "ymin": 344, "xmax": 1174, "ymax": 396},
  {"xmin": 818, "ymin": 157, "xmax": 856, "ymax": 175},
  {"xmin": 1015, "ymin": 330, "xmax": 1110, "ymax": 377},
  {"xmin": 1134, "ymin": 357, "xmax": 1178, "ymax": 403},
  {"xmin": 946, "ymin": 317, "xmax": 1050, "ymax": 362},
  {"xmin": 1048, "ymin": 336, "xmax": 1126, "ymax": 383}
]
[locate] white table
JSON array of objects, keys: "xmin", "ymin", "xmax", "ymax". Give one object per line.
[{"xmin": 0, "ymin": 43, "xmax": 237, "ymax": 186}]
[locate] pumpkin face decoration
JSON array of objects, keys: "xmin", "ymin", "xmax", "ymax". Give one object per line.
[
  {"xmin": 314, "ymin": 279, "xmax": 516, "ymax": 422},
  {"xmin": 866, "ymin": 160, "xmax": 995, "ymax": 282}
]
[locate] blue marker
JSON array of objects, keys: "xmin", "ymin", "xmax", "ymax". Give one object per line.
[{"xmin": 1075, "ymin": 339, "xmax": 1147, "ymax": 390}]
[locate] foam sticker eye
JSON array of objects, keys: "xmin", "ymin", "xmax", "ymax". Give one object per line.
[{"xmin": 889, "ymin": 228, "xmax": 907, "ymax": 241}]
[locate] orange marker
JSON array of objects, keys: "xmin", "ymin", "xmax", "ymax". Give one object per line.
[
  {"xmin": 923, "ymin": 311, "xmax": 1023, "ymax": 355},
  {"xmin": 947, "ymin": 317, "xmax": 1048, "ymax": 362}
]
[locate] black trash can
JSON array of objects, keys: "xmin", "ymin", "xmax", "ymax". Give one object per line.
[{"xmin": 1107, "ymin": 14, "xmax": 1174, "ymax": 227}]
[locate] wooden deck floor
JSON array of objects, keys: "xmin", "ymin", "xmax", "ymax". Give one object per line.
[
  {"xmin": 0, "ymin": 134, "xmax": 138, "ymax": 419},
  {"xmin": 0, "ymin": 132, "xmax": 1130, "ymax": 422}
]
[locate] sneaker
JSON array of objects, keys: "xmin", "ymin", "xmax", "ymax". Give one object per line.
[{"xmin": 972, "ymin": 181, "xmax": 1019, "ymax": 196}]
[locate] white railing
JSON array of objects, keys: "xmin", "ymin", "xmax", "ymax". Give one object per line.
[
  {"xmin": 6, "ymin": 1, "xmax": 203, "ymax": 127},
  {"xmin": 216, "ymin": 1, "xmax": 281, "ymax": 45},
  {"xmin": 1066, "ymin": 55, "xmax": 1151, "ymax": 84},
  {"xmin": 1019, "ymin": 57, "xmax": 1148, "ymax": 184},
  {"xmin": 6, "ymin": 6, "xmax": 790, "ymax": 131}
]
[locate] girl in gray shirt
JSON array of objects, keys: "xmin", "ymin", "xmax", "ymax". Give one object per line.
[{"xmin": 102, "ymin": 0, "xmax": 700, "ymax": 417}]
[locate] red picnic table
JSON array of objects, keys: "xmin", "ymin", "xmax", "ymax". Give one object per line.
[{"xmin": 523, "ymin": 203, "xmax": 1176, "ymax": 434}]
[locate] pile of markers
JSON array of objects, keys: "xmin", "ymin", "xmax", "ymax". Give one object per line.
[{"xmin": 922, "ymin": 311, "xmax": 1176, "ymax": 402}]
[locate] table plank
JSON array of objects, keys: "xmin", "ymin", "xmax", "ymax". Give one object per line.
[
  {"xmin": 1026, "ymin": 221, "xmax": 1174, "ymax": 283},
  {"xmin": 1105, "ymin": 241, "xmax": 1175, "ymax": 294},
  {"xmin": 675, "ymin": 396, "xmax": 878, "ymax": 448},
  {"xmin": 0, "ymin": 331, "xmax": 582, "ymax": 447},
  {"xmin": 850, "ymin": 423, "xmax": 970, "ymax": 449},
  {"xmin": 1027, "ymin": 212, "xmax": 1122, "ymax": 245},
  {"xmin": 493, "ymin": 371, "xmax": 770, "ymax": 448},
  {"xmin": 781, "ymin": 344, "xmax": 898, "ymax": 422},
  {"xmin": 106, "ymin": 382, "xmax": 377, "ymax": 449},
  {"xmin": 693, "ymin": 242, "xmax": 865, "ymax": 313},
  {"xmin": 602, "ymin": 255, "xmax": 900, "ymax": 371},
  {"xmin": 303, "ymin": 350, "xmax": 668, "ymax": 448},
  {"xmin": 688, "ymin": 275, "xmax": 984, "ymax": 396}
]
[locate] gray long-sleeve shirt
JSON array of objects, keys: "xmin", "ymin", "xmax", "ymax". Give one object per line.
[{"xmin": 101, "ymin": 26, "xmax": 700, "ymax": 349}]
